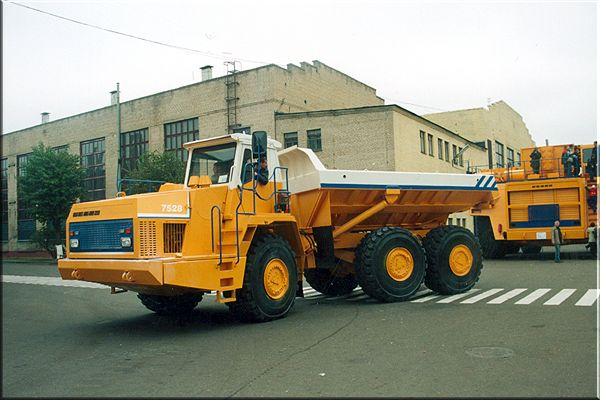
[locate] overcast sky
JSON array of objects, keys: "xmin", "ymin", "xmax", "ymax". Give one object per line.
[{"xmin": 2, "ymin": 0, "xmax": 597, "ymax": 146}]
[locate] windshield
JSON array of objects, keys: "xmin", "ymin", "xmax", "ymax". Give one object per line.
[{"xmin": 188, "ymin": 143, "xmax": 237, "ymax": 184}]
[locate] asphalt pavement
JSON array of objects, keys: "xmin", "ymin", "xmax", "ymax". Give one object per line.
[{"xmin": 1, "ymin": 246, "xmax": 599, "ymax": 398}]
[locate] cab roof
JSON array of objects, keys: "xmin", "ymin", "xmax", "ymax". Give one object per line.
[{"xmin": 183, "ymin": 133, "xmax": 282, "ymax": 150}]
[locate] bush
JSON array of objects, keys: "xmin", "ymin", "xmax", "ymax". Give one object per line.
[{"xmin": 18, "ymin": 144, "xmax": 85, "ymax": 256}]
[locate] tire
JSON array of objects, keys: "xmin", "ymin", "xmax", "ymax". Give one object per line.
[
  {"xmin": 354, "ymin": 227, "xmax": 426, "ymax": 302},
  {"xmin": 521, "ymin": 245, "xmax": 542, "ymax": 254},
  {"xmin": 304, "ymin": 262, "xmax": 358, "ymax": 297},
  {"xmin": 137, "ymin": 293, "xmax": 203, "ymax": 316},
  {"xmin": 227, "ymin": 233, "xmax": 297, "ymax": 323},
  {"xmin": 474, "ymin": 216, "xmax": 509, "ymax": 259},
  {"xmin": 423, "ymin": 225, "xmax": 483, "ymax": 295}
]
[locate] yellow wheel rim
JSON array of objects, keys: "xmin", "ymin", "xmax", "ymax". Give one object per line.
[
  {"xmin": 449, "ymin": 244, "xmax": 473, "ymax": 277},
  {"xmin": 263, "ymin": 258, "xmax": 289, "ymax": 300},
  {"xmin": 385, "ymin": 247, "xmax": 414, "ymax": 281}
]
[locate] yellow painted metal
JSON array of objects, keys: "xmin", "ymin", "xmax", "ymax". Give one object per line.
[
  {"xmin": 385, "ymin": 247, "xmax": 414, "ymax": 281},
  {"xmin": 263, "ymin": 258, "xmax": 289, "ymax": 300},
  {"xmin": 449, "ymin": 244, "xmax": 473, "ymax": 277}
]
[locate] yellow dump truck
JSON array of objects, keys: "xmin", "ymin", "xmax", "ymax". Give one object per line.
[
  {"xmin": 472, "ymin": 143, "xmax": 598, "ymax": 258},
  {"xmin": 59, "ymin": 132, "xmax": 496, "ymax": 322}
]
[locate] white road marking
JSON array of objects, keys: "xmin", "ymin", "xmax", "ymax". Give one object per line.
[
  {"xmin": 514, "ymin": 288, "xmax": 551, "ymax": 305},
  {"xmin": 411, "ymin": 294, "xmax": 441, "ymax": 303},
  {"xmin": 460, "ymin": 288, "xmax": 504, "ymax": 304},
  {"xmin": 543, "ymin": 289, "xmax": 576, "ymax": 305},
  {"xmin": 435, "ymin": 288, "xmax": 480, "ymax": 304},
  {"xmin": 574, "ymin": 289, "xmax": 599, "ymax": 307},
  {"xmin": 486, "ymin": 288, "xmax": 527, "ymax": 304},
  {"xmin": 2, "ymin": 275, "xmax": 108, "ymax": 289}
]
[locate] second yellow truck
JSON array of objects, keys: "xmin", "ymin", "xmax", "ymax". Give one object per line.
[{"xmin": 59, "ymin": 132, "xmax": 496, "ymax": 322}]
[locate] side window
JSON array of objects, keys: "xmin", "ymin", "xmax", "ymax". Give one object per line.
[{"xmin": 241, "ymin": 148, "xmax": 253, "ymax": 184}]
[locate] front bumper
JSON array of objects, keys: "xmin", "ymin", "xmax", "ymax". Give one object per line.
[{"xmin": 58, "ymin": 258, "xmax": 164, "ymax": 287}]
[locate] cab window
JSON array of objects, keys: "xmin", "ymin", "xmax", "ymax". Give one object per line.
[{"xmin": 188, "ymin": 143, "xmax": 236, "ymax": 184}]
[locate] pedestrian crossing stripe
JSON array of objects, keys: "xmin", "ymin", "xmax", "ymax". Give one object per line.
[{"xmin": 1, "ymin": 275, "xmax": 599, "ymax": 307}]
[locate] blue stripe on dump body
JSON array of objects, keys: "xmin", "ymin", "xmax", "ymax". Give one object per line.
[
  {"xmin": 319, "ymin": 183, "xmax": 497, "ymax": 191},
  {"xmin": 476, "ymin": 176, "xmax": 486, "ymax": 187},
  {"xmin": 482, "ymin": 176, "xmax": 493, "ymax": 188}
]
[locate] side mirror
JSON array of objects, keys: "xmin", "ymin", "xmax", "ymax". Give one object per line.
[{"xmin": 252, "ymin": 131, "xmax": 267, "ymax": 159}]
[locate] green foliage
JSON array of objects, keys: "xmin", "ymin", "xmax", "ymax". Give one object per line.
[
  {"xmin": 124, "ymin": 151, "xmax": 185, "ymax": 194},
  {"xmin": 18, "ymin": 143, "xmax": 85, "ymax": 255}
]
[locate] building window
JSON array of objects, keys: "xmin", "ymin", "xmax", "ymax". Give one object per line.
[
  {"xmin": 444, "ymin": 141, "xmax": 450, "ymax": 162},
  {"xmin": 428, "ymin": 134, "xmax": 434, "ymax": 156},
  {"xmin": 452, "ymin": 144, "xmax": 458, "ymax": 165},
  {"xmin": 284, "ymin": 132, "xmax": 298, "ymax": 148},
  {"xmin": 516, "ymin": 152, "xmax": 521, "ymax": 167},
  {"xmin": 437, "ymin": 138, "xmax": 443, "ymax": 160},
  {"xmin": 80, "ymin": 138, "xmax": 106, "ymax": 202},
  {"xmin": 1, "ymin": 158, "xmax": 8, "ymax": 242},
  {"xmin": 462, "ymin": 218, "xmax": 467, "ymax": 228},
  {"xmin": 307, "ymin": 129, "xmax": 322, "ymax": 152},
  {"xmin": 506, "ymin": 147, "xmax": 514, "ymax": 167},
  {"xmin": 495, "ymin": 141, "xmax": 504, "ymax": 168},
  {"xmin": 120, "ymin": 128, "xmax": 149, "ymax": 177},
  {"xmin": 448, "ymin": 217, "xmax": 453, "ymax": 225},
  {"xmin": 419, "ymin": 131, "xmax": 426, "ymax": 154},
  {"xmin": 164, "ymin": 117, "xmax": 199, "ymax": 162},
  {"xmin": 52, "ymin": 145, "xmax": 69, "ymax": 152},
  {"xmin": 232, "ymin": 126, "xmax": 251, "ymax": 134},
  {"xmin": 17, "ymin": 153, "xmax": 35, "ymax": 241}
]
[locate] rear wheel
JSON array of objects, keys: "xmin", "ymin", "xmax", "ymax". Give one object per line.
[
  {"xmin": 475, "ymin": 216, "xmax": 510, "ymax": 259},
  {"xmin": 354, "ymin": 227, "xmax": 426, "ymax": 302},
  {"xmin": 304, "ymin": 262, "xmax": 358, "ymax": 297},
  {"xmin": 227, "ymin": 234, "xmax": 297, "ymax": 323},
  {"xmin": 423, "ymin": 225, "xmax": 482, "ymax": 295},
  {"xmin": 137, "ymin": 293, "xmax": 203, "ymax": 315},
  {"xmin": 521, "ymin": 245, "xmax": 542, "ymax": 254}
]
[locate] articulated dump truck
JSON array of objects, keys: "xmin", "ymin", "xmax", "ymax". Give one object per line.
[{"xmin": 59, "ymin": 132, "xmax": 496, "ymax": 322}]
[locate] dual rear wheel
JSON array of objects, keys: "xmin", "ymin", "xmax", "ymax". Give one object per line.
[{"xmin": 354, "ymin": 225, "xmax": 482, "ymax": 302}]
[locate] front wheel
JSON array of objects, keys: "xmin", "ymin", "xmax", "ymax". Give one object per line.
[
  {"xmin": 423, "ymin": 226, "xmax": 483, "ymax": 295},
  {"xmin": 227, "ymin": 234, "xmax": 297, "ymax": 323},
  {"xmin": 354, "ymin": 227, "xmax": 426, "ymax": 302}
]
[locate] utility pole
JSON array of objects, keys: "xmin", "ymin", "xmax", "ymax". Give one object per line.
[{"xmin": 112, "ymin": 83, "xmax": 122, "ymax": 192}]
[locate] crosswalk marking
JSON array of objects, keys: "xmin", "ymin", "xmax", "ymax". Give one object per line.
[
  {"xmin": 460, "ymin": 288, "xmax": 504, "ymax": 304},
  {"xmin": 515, "ymin": 288, "xmax": 551, "ymax": 305},
  {"xmin": 411, "ymin": 294, "xmax": 441, "ymax": 303},
  {"xmin": 436, "ymin": 288, "xmax": 481, "ymax": 304},
  {"xmin": 487, "ymin": 288, "xmax": 527, "ymax": 304},
  {"xmin": 544, "ymin": 289, "xmax": 576, "ymax": 305},
  {"xmin": 575, "ymin": 289, "xmax": 599, "ymax": 306},
  {"xmin": 2, "ymin": 275, "xmax": 598, "ymax": 307}
]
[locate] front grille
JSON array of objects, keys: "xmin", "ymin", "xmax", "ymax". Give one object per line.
[
  {"xmin": 70, "ymin": 219, "xmax": 133, "ymax": 252},
  {"xmin": 139, "ymin": 220, "xmax": 158, "ymax": 257},
  {"xmin": 164, "ymin": 223, "xmax": 186, "ymax": 254}
]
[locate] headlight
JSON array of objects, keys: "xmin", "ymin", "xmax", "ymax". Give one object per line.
[
  {"xmin": 120, "ymin": 237, "xmax": 132, "ymax": 247},
  {"xmin": 70, "ymin": 239, "xmax": 79, "ymax": 248}
]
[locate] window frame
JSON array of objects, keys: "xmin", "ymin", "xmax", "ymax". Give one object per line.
[
  {"xmin": 80, "ymin": 137, "xmax": 106, "ymax": 202},
  {"xmin": 164, "ymin": 117, "xmax": 200, "ymax": 162},
  {"xmin": 419, "ymin": 131, "xmax": 426, "ymax": 154},
  {"xmin": 427, "ymin": 134, "xmax": 434, "ymax": 156},
  {"xmin": 452, "ymin": 144, "xmax": 458, "ymax": 165},
  {"xmin": 495, "ymin": 141, "xmax": 504, "ymax": 168},
  {"xmin": 1, "ymin": 158, "xmax": 8, "ymax": 242},
  {"xmin": 444, "ymin": 141, "xmax": 450, "ymax": 162},
  {"xmin": 506, "ymin": 147, "xmax": 515, "ymax": 167},
  {"xmin": 283, "ymin": 132, "xmax": 298, "ymax": 148},
  {"xmin": 120, "ymin": 128, "xmax": 149, "ymax": 177},
  {"xmin": 17, "ymin": 153, "xmax": 35, "ymax": 241},
  {"xmin": 307, "ymin": 129, "xmax": 322, "ymax": 152},
  {"xmin": 437, "ymin": 138, "xmax": 443, "ymax": 160}
]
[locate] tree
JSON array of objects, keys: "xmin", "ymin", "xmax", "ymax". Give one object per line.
[
  {"xmin": 19, "ymin": 144, "xmax": 85, "ymax": 256},
  {"xmin": 123, "ymin": 151, "xmax": 186, "ymax": 194}
]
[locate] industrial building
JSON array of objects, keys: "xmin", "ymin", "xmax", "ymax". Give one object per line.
[{"xmin": 1, "ymin": 60, "xmax": 534, "ymax": 252}]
